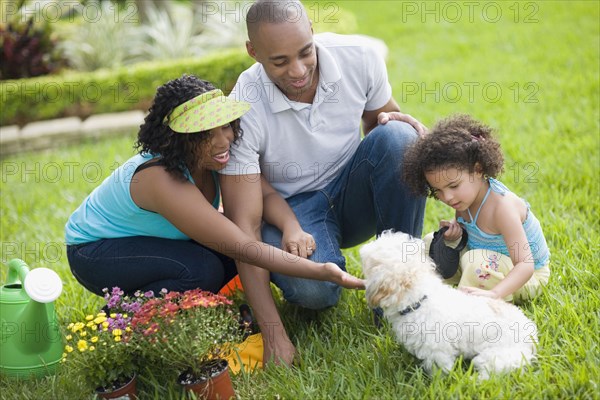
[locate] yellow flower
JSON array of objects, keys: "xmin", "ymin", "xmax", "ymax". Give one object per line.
[
  {"xmin": 77, "ymin": 340, "xmax": 88, "ymax": 352},
  {"xmin": 122, "ymin": 314, "xmax": 128, "ymax": 319},
  {"xmin": 65, "ymin": 334, "xmax": 72, "ymax": 340},
  {"xmin": 65, "ymin": 345, "xmax": 73, "ymax": 353},
  {"xmin": 71, "ymin": 322, "xmax": 85, "ymax": 332},
  {"xmin": 86, "ymin": 321, "xmax": 94, "ymax": 327},
  {"xmin": 94, "ymin": 315, "xmax": 107, "ymax": 324},
  {"xmin": 67, "ymin": 323, "xmax": 74, "ymax": 329},
  {"xmin": 89, "ymin": 346, "xmax": 95, "ymax": 351},
  {"xmin": 96, "ymin": 311, "xmax": 106, "ymax": 317},
  {"xmin": 112, "ymin": 329, "xmax": 123, "ymax": 336},
  {"xmin": 125, "ymin": 327, "xmax": 132, "ymax": 333},
  {"xmin": 114, "ymin": 336, "xmax": 122, "ymax": 342},
  {"xmin": 91, "ymin": 336, "xmax": 99, "ymax": 343},
  {"xmin": 85, "ymin": 315, "xmax": 94, "ymax": 321},
  {"xmin": 91, "ymin": 325, "xmax": 98, "ymax": 331},
  {"xmin": 81, "ymin": 331, "xmax": 87, "ymax": 337},
  {"xmin": 110, "ymin": 313, "xmax": 117, "ymax": 318}
]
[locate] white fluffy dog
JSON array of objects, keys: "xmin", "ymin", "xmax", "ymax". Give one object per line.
[{"xmin": 360, "ymin": 231, "xmax": 537, "ymax": 379}]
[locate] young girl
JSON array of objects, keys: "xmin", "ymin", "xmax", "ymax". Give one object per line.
[
  {"xmin": 403, "ymin": 114, "xmax": 550, "ymax": 302},
  {"xmin": 66, "ymin": 74, "xmax": 364, "ymax": 296}
]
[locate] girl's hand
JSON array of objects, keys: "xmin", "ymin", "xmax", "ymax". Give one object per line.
[
  {"xmin": 282, "ymin": 228, "xmax": 316, "ymax": 259},
  {"xmin": 324, "ymin": 262, "xmax": 366, "ymax": 290},
  {"xmin": 459, "ymin": 286, "xmax": 501, "ymax": 300},
  {"xmin": 439, "ymin": 220, "xmax": 463, "ymax": 241}
]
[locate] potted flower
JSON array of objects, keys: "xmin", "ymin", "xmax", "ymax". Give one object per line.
[
  {"xmin": 132, "ymin": 289, "xmax": 241, "ymax": 399},
  {"xmin": 62, "ymin": 310, "xmax": 137, "ymax": 398},
  {"xmin": 62, "ymin": 287, "xmax": 155, "ymax": 399}
]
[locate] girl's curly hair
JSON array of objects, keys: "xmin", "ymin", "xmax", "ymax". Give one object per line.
[
  {"xmin": 135, "ymin": 74, "xmax": 243, "ymax": 180},
  {"xmin": 403, "ymin": 114, "xmax": 504, "ymax": 197}
]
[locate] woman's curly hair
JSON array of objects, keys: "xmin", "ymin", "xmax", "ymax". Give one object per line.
[
  {"xmin": 403, "ymin": 114, "xmax": 504, "ymax": 197},
  {"xmin": 135, "ymin": 74, "xmax": 243, "ymax": 180}
]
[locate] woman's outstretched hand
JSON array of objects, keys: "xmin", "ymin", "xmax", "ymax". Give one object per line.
[{"xmin": 324, "ymin": 262, "xmax": 365, "ymax": 290}]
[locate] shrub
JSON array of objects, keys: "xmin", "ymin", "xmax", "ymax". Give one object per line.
[
  {"xmin": 57, "ymin": 1, "xmax": 248, "ymax": 72},
  {"xmin": 57, "ymin": 0, "xmax": 144, "ymax": 72},
  {"xmin": 0, "ymin": 48, "xmax": 253, "ymax": 126},
  {"xmin": 0, "ymin": 4, "xmax": 357, "ymax": 126},
  {"xmin": 0, "ymin": 14, "xmax": 65, "ymax": 79}
]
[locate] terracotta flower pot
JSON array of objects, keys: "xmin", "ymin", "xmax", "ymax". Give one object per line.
[
  {"xmin": 178, "ymin": 359, "xmax": 235, "ymax": 400},
  {"xmin": 95, "ymin": 374, "xmax": 138, "ymax": 399}
]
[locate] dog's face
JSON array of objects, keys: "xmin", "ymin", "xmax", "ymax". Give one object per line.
[{"xmin": 360, "ymin": 231, "xmax": 435, "ymax": 309}]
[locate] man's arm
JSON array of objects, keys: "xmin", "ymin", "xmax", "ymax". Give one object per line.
[
  {"xmin": 362, "ymin": 97, "xmax": 427, "ymax": 135},
  {"xmin": 261, "ymin": 176, "xmax": 316, "ymax": 259},
  {"xmin": 220, "ymin": 173, "xmax": 296, "ymax": 366}
]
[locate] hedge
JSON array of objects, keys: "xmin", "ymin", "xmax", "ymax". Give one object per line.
[
  {"xmin": 0, "ymin": 48, "xmax": 253, "ymax": 126},
  {"xmin": 0, "ymin": 6, "xmax": 357, "ymax": 127}
]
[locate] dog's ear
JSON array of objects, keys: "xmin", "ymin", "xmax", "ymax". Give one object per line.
[
  {"xmin": 365, "ymin": 270, "xmax": 392, "ymax": 308},
  {"xmin": 365, "ymin": 265, "xmax": 414, "ymax": 309}
]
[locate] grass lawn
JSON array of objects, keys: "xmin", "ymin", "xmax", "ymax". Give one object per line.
[{"xmin": 1, "ymin": 1, "xmax": 598, "ymax": 398}]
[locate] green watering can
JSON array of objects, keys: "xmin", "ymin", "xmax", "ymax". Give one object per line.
[{"xmin": 0, "ymin": 259, "xmax": 64, "ymax": 378}]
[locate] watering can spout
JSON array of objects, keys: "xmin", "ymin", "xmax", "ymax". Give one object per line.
[{"xmin": 6, "ymin": 259, "xmax": 29, "ymax": 287}]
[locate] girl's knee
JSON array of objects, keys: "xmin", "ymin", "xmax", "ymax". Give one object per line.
[
  {"xmin": 514, "ymin": 265, "xmax": 550, "ymax": 302},
  {"xmin": 460, "ymin": 250, "xmax": 513, "ymax": 273},
  {"xmin": 459, "ymin": 250, "xmax": 504, "ymax": 288}
]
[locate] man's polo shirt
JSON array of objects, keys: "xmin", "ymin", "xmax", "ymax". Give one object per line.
[{"xmin": 223, "ymin": 33, "xmax": 392, "ymax": 199}]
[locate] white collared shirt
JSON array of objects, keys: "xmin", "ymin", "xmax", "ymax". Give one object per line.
[{"xmin": 222, "ymin": 33, "xmax": 392, "ymax": 198}]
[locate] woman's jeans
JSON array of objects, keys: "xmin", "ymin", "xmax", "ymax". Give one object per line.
[
  {"xmin": 67, "ymin": 236, "xmax": 238, "ymax": 296},
  {"xmin": 262, "ymin": 121, "xmax": 426, "ymax": 310}
]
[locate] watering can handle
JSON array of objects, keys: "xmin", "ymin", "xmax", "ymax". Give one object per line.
[{"xmin": 6, "ymin": 258, "xmax": 30, "ymax": 286}]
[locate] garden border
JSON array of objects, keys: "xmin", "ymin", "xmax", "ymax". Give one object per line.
[{"xmin": 0, "ymin": 111, "xmax": 145, "ymax": 157}]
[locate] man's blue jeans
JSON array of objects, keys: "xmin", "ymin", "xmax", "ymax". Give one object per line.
[{"xmin": 262, "ymin": 121, "xmax": 426, "ymax": 309}]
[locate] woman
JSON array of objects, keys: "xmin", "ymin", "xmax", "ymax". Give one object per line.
[{"xmin": 65, "ymin": 75, "xmax": 364, "ymax": 295}]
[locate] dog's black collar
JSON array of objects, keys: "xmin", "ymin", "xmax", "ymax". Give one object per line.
[{"xmin": 398, "ymin": 295, "xmax": 428, "ymax": 316}]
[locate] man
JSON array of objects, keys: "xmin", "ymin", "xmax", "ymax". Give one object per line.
[{"xmin": 220, "ymin": 0, "xmax": 426, "ymax": 366}]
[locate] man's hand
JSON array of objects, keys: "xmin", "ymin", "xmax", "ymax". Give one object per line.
[
  {"xmin": 324, "ymin": 262, "xmax": 366, "ymax": 289},
  {"xmin": 282, "ymin": 228, "xmax": 316, "ymax": 259},
  {"xmin": 378, "ymin": 111, "xmax": 427, "ymax": 135}
]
